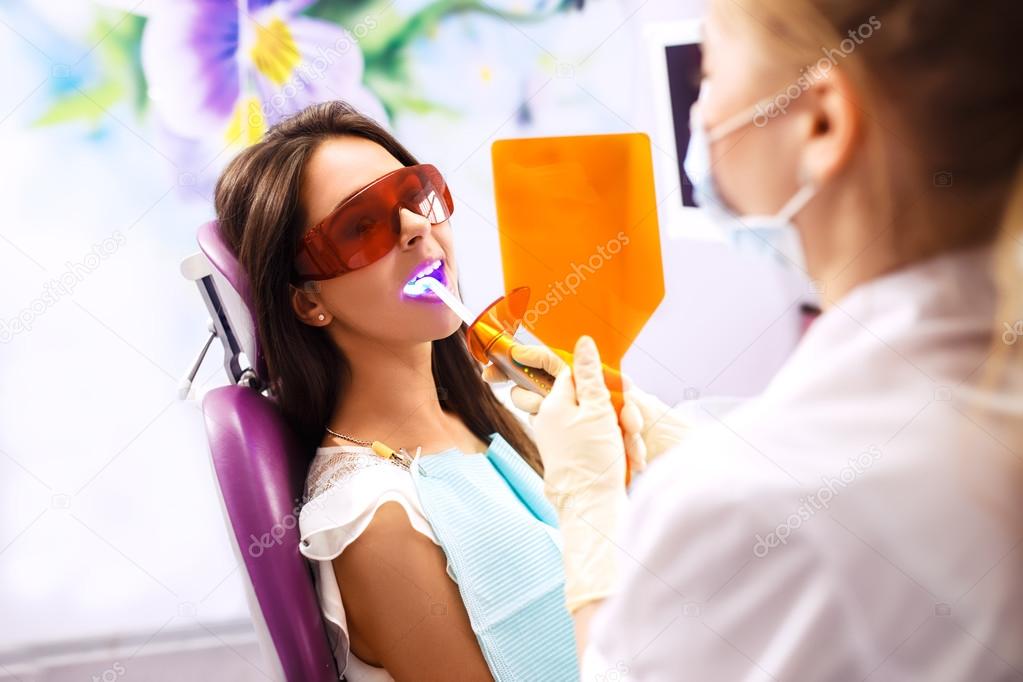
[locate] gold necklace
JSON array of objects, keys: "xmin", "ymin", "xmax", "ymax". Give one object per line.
[{"xmin": 324, "ymin": 426, "xmax": 414, "ymax": 470}]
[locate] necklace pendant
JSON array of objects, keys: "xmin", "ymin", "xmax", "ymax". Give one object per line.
[{"xmin": 392, "ymin": 447, "xmax": 413, "ymax": 470}]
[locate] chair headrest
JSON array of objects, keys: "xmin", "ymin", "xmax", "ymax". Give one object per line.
[{"xmin": 196, "ymin": 220, "xmax": 268, "ymax": 382}]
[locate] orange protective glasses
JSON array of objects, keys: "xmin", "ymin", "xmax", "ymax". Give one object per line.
[{"xmin": 293, "ymin": 164, "xmax": 454, "ymax": 282}]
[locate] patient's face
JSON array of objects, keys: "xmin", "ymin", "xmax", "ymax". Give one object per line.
[{"xmin": 297, "ymin": 136, "xmax": 463, "ymax": 344}]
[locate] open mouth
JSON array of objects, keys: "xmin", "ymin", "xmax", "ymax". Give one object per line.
[{"xmin": 402, "ymin": 258, "xmax": 448, "ymax": 298}]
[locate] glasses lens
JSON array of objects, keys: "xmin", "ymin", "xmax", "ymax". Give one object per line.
[
  {"xmin": 403, "ymin": 166, "xmax": 453, "ymax": 223},
  {"xmin": 324, "ymin": 202, "xmax": 395, "ymax": 270},
  {"xmin": 295, "ymin": 164, "xmax": 455, "ymax": 280}
]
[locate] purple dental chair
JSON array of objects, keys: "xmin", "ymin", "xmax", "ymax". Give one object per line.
[{"xmin": 179, "ymin": 221, "xmax": 339, "ymax": 681}]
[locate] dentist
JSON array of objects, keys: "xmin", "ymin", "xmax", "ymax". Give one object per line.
[{"xmin": 487, "ymin": 0, "xmax": 1023, "ymax": 678}]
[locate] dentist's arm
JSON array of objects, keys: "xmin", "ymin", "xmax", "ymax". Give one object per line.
[{"xmin": 531, "ymin": 336, "xmax": 629, "ymax": 655}]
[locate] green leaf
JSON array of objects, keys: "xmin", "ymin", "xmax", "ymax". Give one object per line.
[
  {"xmin": 302, "ymin": 0, "xmax": 382, "ymax": 26},
  {"xmin": 32, "ymin": 80, "xmax": 125, "ymax": 128},
  {"xmin": 88, "ymin": 9, "xmax": 149, "ymax": 116},
  {"xmin": 311, "ymin": 0, "xmax": 573, "ymax": 119}
]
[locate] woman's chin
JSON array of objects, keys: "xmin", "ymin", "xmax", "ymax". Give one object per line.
[
  {"xmin": 439, "ymin": 309, "xmax": 466, "ymax": 337},
  {"xmin": 408, "ymin": 305, "xmax": 464, "ymax": 341}
]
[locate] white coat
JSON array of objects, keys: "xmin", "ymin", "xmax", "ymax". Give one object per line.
[{"xmin": 584, "ymin": 245, "xmax": 1023, "ymax": 681}]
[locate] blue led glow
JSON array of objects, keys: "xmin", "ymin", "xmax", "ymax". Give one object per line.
[
  {"xmin": 403, "ymin": 277, "xmax": 433, "ymax": 296},
  {"xmin": 403, "ymin": 259, "xmax": 443, "ymax": 297}
]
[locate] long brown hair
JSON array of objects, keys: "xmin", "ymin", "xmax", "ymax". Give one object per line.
[{"xmin": 213, "ymin": 101, "xmax": 541, "ymax": 472}]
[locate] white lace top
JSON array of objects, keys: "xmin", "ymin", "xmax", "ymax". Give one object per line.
[{"xmin": 298, "ymin": 444, "xmax": 459, "ymax": 681}]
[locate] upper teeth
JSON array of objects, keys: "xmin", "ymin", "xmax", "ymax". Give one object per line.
[{"xmin": 412, "ymin": 259, "xmax": 442, "ymax": 282}]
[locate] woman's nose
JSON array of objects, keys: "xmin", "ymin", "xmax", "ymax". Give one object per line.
[{"xmin": 398, "ymin": 207, "xmax": 432, "ymax": 249}]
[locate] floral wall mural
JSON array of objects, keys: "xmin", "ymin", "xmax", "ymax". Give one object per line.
[{"xmin": 33, "ymin": 0, "xmax": 606, "ymax": 197}]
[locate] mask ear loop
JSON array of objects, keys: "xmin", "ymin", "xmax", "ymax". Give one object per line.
[
  {"xmin": 776, "ymin": 180, "xmax": 819, "ymax": 224},
  {"xmin": 698, "ymin": 76, "xmax": 801, "ymax": 143},
  {"xmin": 704, "ymin": 102, "xmax": 760, "ymax": 143},
  {"xmin": 767, "ymin": 167, "xmax": 818, "ymax": 277},
  {"xmin": 703, "ymin": 85, "xmax": 820, "ymax": 225}
]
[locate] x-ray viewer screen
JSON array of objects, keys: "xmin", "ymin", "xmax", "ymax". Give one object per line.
[{"xmin": 665, "ymin": 42, "xmax": 702, "ymax": 207}]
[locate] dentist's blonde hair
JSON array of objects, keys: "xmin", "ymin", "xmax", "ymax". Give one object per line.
[{"xmin": 722, "ymin": 0, "xmax": 1023, "ymax": 382}]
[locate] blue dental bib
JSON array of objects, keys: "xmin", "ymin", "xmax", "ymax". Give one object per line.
[{"xmin": 411, "ymin": 433, "xmax": 578, "ymax": 681}]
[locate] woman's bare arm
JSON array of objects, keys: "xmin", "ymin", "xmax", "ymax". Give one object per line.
[{"xmin": 333, "ymin": 501, "xmax": 492, "ymax": 681}]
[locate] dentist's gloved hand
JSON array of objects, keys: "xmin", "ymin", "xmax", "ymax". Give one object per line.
[
  {"xmin": 533, "ymin": 335, "xmax": 627, "ymax": 613},
  {"xmin": 620, "ymin": 379, "xmax": 694, "ymax": 469},
  {"xmin": 481, "ymin": 342, "xmax": 688, "ymax": 473},
  {"xmin": 481, "ymin": 343, "xmax": 566, "ymax": 414}
]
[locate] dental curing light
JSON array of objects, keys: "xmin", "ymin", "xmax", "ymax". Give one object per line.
[{"xmin": 408, "ymin": 277, "xmax": 624, "ymax": 404}]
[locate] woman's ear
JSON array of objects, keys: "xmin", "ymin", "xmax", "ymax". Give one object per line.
[
  {"xmin": 291, "ymin": 282, "xmax": 330, "ymax": 326},
  {"xmin": 801, "ymin": 68, "xmax": 861, "ymax": 185}
]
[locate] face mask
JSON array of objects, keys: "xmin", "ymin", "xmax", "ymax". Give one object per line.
[{"xmin": 682, "ymin": 87, "xmax": 818, "ymax": 275}]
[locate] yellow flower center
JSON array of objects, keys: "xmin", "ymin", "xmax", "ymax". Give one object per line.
[
  {"xmin": 250, "ymin": 18, "xmax": 300, "ymax": 86},
  {"xmin": 225, "ymin": 96, "xmax": 266, "ymax": 147}
]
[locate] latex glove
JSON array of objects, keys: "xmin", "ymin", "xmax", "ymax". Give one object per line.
[
  {"xmin": 482, "ymin": 343, "xmax": 647, "ymax": 474},
  {"xmin": 481, "ymin": 343, "xmax": 566, "ymax": 414},
  {"xmin": 533, "ymin": 335, "xmax": 627, "ymax": 613},
  {"xmin": 620, "ymin": 378, "xmax": 693, "ymax": 469}
]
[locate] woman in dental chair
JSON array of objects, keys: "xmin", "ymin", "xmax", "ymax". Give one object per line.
[{"xmin": 213, "ymin": 101, "xmax": 576, "ymax": 681}]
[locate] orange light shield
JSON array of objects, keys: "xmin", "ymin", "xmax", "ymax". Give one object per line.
[{"xmin": 491, "ymin": 132, "xmax": 665, "ymax": 413}]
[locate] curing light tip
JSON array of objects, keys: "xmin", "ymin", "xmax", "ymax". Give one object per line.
[{"xmin": 404, "ymin": 276, "xmax": 475, "ymax": 325}]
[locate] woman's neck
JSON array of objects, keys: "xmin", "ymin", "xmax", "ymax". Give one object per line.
[{"xmin": 325, "ymin": 334, "xmax": 483, "ymax": 454}]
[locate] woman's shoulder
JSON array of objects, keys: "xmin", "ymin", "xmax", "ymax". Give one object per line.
[{"xmin": 299, "ymin": 446, "xmax": 437, "ymax": 561}]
